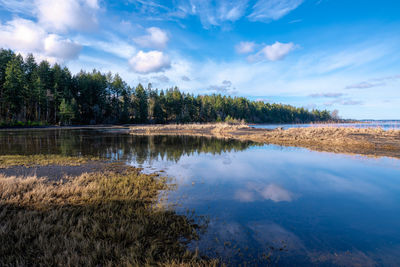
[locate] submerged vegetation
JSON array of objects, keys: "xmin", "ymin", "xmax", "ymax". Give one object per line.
[
  {"xmin": 0, "ymin": 154, "xmax": 99, "ymax": 168},
  {"xmin": 0, "ymin": 49, "xmax": 334, "ymax": 126},
  {"xmin": 0, "ymin": 167, "xmax": 219, "ymax": 266}
]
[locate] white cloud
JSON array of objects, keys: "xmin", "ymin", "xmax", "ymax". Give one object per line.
[
  {"xmin": 235, "ymin": 41, "xmax": 256, "ymax": 54},
  {"xmin": 235, "ymin": 183, "xmax": 293, "ymax": 202},
  {"xmin": 130, "ymin": 0, "xmax": 302, "ymax": 28},
  {"xmin": 207, "ymin": 80, "xmax": 237, "ymax": 94},
  {"xmin": 345, "ymin": 81, "xmax": 385, "ymax": 89},
  {"xmin": 216, "ymin": 0, "xmax": 248, "ymax": 22},
  {"xmin": 76, "ymin": 35, "xmax": 137, "ymax": 59},
  {"xmin": 310, "ymin": 93, "xmax": 344, "ymax": 98},
  {"xmin": 134, "ymin": 27, "xmax": 169, "ymax": 49},
  {"xmin": 173, "ymin": 0, "xmax": 248, "ymax": 28},
  {"xmin": 44, "ymin": 34, "xmax": 82, "ymax": 60},
  {"xmin": 262, "ymin": 41, "xmax": 295, "ymax": 61},
  {"xmin": 129, "ymin": 50, "xmax": 171, "ymax": 74},
  {"xmin": 248, "ymin": 0, "xmax": 304, "ymax": 22},
  {"xmin": 260, "ymin": 184, "xmax": 293, "ymax": 202},
  {"xmin": 181, "ymin": 75, "xmax": 191, "ymax": 81},
  {"xmin": 0, "ymin": 18, "xmax": 81, "ymax": 61},
  {"xmin": 35, "ymin": 0, "xmax": 99, "ymax": 33},
  {"xmin": 151, "ymin": 74, "xmax": 170, "ymax": 83},
  {"xmin": 0, "ymin": 0, "xmax": 35, "ymax": 14},
  {"xmin": 248, "ymin": 41, "xmax": 295, "ymax": 61},
  {"xmin": 0, "ymin": 18, "xmax": 44, "ymax": 52}
]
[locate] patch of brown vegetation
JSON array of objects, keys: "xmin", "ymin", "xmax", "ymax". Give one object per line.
[
  {"xmin": 130, "ymin": 124, "xmax": 400, "ymax": 159},
  {"xmin": 0, "ymin": 167, "xmax": 218, "ymax": 266}
]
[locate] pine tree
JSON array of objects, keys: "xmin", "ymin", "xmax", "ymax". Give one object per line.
[{"xmin": 3, "ymin": 56, "xmax": 25, "ymax": 121}]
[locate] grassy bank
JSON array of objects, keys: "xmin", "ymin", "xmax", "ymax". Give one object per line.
[
  {"xmin": 130, "ymin": 123, "xmax": 400, "ymax": 159},
  {"xmin": 0, "ymin": 166, "xmax": 218, "ymax": 266}
]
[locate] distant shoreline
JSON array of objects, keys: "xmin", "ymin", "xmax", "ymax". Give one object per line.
[
  {"xmin": 130, "ymin": 123, "xmax": 400, "ymax": 159},
  {"xmin": 0, "ymin": 124, "xmax": 132, "ymax": 131},
  {"xmin": 0, "ymin": 120, "xmax": 359, "ymax": 130}
]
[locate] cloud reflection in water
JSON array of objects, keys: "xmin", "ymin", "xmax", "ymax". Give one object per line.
[{"xmin": 235, "ymin": 183, "xmax": 293, "ymax": 203}]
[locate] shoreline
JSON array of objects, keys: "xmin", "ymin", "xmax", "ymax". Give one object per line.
[
  {"xmin": 0, "ymin": 124, "xmax": 132, "ymax": 131},
  {"xmin": 130, "ymin": 123, "xmax": 400, "ymax": 159}
]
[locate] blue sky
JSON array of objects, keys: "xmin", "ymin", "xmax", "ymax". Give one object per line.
[{"xmin": 1, "ymin": 0, "xmax": 399, "ymax": 119}]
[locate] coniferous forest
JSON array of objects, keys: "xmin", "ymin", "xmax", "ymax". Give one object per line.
[{"xmin": 0, "ymin": 49, "xmax": 334, "ymax": 126}]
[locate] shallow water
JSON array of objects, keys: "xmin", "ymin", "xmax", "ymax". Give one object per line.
[
  {"xmin": 252, "ymin": 120, "xmax": 400, "ymax": 131},
  {"xmin": 1, "ymin": 129, "xmax": 400, "ymax": 266}
]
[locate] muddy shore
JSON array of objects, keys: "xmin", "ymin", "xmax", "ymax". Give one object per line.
[{"xmin": 130, "ymin": 124, "xmax": 400, "ymax": 159}]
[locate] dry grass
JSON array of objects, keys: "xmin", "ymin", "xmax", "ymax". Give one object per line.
[
  {"xmin": 0, "ymin": 154, "xmax": 100, "ymax": 168},
  {"xmin": 130, "ymin": 124, "xmax": 400, "ymax": 159},
  {"xmin": 0, "ymin": 167, "xmax": 219, "ymax": 266},
  {"xmin": 130, "ymin": 123, "xmax": 251, "ymax": 139}
]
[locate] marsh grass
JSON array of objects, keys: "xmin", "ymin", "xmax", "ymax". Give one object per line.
[
  {"xmin": 0, "ymin": 154, "xmax": 100, "ymax": 168},
  {"xmin": 0, "ymin": 168, "xmax": 218, "ymax": 266}
]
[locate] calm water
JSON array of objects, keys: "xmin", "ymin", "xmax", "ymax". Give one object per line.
[
  {"xmin": 1, "ymin": 129, "xmax": 400, "ymax": 266},
  {"xmin": 252, "ymin": 120, "xmax": 400, "ymax": 131}
]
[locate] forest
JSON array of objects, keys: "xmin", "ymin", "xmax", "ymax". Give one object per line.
[{"xmin": 0, "ymin": 49, "xmax": 334, "ymax": 126}]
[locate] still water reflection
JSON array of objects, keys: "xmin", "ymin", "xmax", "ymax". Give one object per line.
[
  {"xmin": 1, "ymin": 129, "xmax": 400, "ymax": 266},
  {"xmin": 252, "ymin": 120, "xmax": 400, "ymax": 130}
]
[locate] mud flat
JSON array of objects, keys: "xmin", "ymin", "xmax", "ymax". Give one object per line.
[{"xmin": 130, "ymin": 123, "xmax": 400, "ymax": 159}]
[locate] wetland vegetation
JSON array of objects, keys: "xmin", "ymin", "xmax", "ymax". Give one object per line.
[{"xmin": 0, "ymin": 165, "xmax": 219, "ymax": 266}]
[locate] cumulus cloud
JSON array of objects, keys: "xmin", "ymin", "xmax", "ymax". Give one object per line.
[
  {"xmin": 261, "ymin": 41, "xmax": 295, "ymax": 61},
  {"xmin": 44, "ymin": 34, "xmax": 82, "ymax": 60},
  {"xmin": 129, "ymin": 50, "xmax": 171, "ymax": 74},
  {"xmin": 35, "ymin": 0, "xmax": 99, "ymax": 32},
  {"xmin": 0, "ymin": 18, "xmax": 81, "ymax": 61},
  {"xmin": 134, "ymin": 27, "xmax": 169, "ymax": 49},
  {"xmin": 235, "ymin": 41, "xmax": 256, "ymax": 54},
  {"xmin": 248, "ymin": 41, "xmax": 295, "ymax": 62},
  {"xmin": 248, "ymin": 0, "xmax": 304, "ymax": 22},
  {"xmin": 0, "ymin": 18, "xmax": 44, "ymax": 52}
]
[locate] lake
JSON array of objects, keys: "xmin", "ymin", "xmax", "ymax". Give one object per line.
[
  {"xmin": 252, "ymin": 120, "xmax": 400, "ymax": 131},
  {"xmin": 1, "ymin": 129, "xmax": 400, "ymax": 266}
]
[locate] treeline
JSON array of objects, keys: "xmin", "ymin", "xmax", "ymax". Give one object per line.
[{"xmin": 0, "ymin": 49, "xmax": 334, "ymax": 125}]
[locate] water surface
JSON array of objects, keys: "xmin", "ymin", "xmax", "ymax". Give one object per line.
[
  {"xmin": 252, "ymin": 120, "xmax": 400, "ymax": 131},
  {"xmin": 1, "ymin": 129, "xmax": 399, "ymax": 266}
]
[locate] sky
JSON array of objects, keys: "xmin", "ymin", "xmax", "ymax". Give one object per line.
[{"xmin": 0, "ymin": 0, "xmax": 399, "ymax": 119}]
